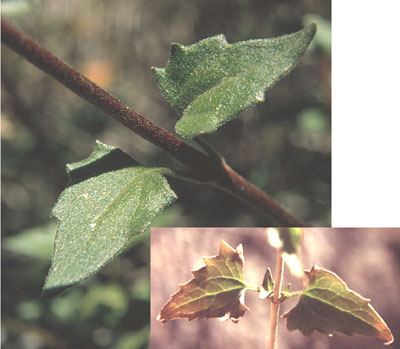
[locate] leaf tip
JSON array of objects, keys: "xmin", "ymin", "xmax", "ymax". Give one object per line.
[
  {"xmin": 255, "ymin": 91, "xmax": 265, "ymax": 102},
  {"xmin": 151, "ymin": 66, "xmax": 164, "ymax": 79},
  {"xmin": 309, "ymin": 21, "xmax": 317, "ymax": 29},
  {"xmin": 170, "ymin": 42, "xmax": 185, "ymax": 57},
  {"xmin": 236, "ymin": 243, "xmax": 243, "ymax": 255},
  {"xmin": 304, "ymin": 22, "xmax": 317, "ymax": 39},
  {"xmin": 157, "ymin": 313, "xmax": 168, "ymax": 325},
  {"xmin": 384, "ymin": 336, "xmax": 394, "ymax": 346},
  {"xmin": 41, "ymin": 284, "xmax": 70, "ymax": 300},
  {"xmin": 214, "ymin": 34, "xmax": 229, "ymax": 46}
]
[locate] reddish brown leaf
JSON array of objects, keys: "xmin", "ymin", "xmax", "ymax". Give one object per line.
[
  {"xmin": 157, "ymin": 240, "xmax": 249, "ymax": 324},
  {"xmin": 283, "ymin": 266, "xmax": 394, "ymax": 345}
]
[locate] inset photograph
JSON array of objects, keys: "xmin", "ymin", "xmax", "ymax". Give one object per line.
[{"xmin": 151, "ymin": 228, "xmax": 398, "ymax": 348}]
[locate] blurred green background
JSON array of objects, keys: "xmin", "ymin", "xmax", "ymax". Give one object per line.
[{"xmin": 2, "ymin": 0, "xmax": 330, "ymax": 348}]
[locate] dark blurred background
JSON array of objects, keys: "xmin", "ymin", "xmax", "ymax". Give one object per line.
[
  {"xmin": 152, "ymin": 228, "xmax": 400, "ymax": 349},
  {"xmin": 2, "ymin": 0, "xmax": 330, "ymax": 348}
]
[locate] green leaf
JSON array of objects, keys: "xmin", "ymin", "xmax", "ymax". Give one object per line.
[
  {"xmin": 80, "ymin": 284, "xmax": 128, "ymax": 321},
  {"xmin": 43, "ymin": 141, "xmax": 177, "ymax": 297},
  {"xmin": 262, "ymin": 267, "xmax": 275, "ymax": 293},
  {"xmin": 153, "ymin": 24, "xmax": 316, "ymax": 138},
  {"xmin": 3, "ymin": 222, "xmax": 57, "ymax": 260},
  {"xmin": 116, "ymin": 326, "xmax": 150, "ymax": 349},
  {"xmin": 282, "ymin": 283, "xmax": 291, "ymax": 295},
  {"xmin": 157, "ymin": 240, "xmax": 249, "ymax": 324},
  {"xmin": 282, "ymin": 266, "xmax": 394, "ymax": 345}
]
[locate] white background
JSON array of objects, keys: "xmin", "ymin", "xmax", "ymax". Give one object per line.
[{"xmin": 332, "ymin": 1, "xmax": 400, "ymax": 226}]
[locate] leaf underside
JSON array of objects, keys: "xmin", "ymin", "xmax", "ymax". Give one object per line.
[
  {"xmin": 283, "ymin": 266, "xmax": 394, "ymax": 345},
  {"xmin": 43, "ymin": 141, "xmax": 177, "ymax": 297},
  {"xmin": 158, "ymin": 240, "xmax": 249, "ymax": 324},
  {"xmin": 153, "ymin": 24, "xmax": 316, "ymax": 137}
]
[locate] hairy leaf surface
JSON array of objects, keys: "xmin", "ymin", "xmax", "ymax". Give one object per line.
[
  {"xmin": 153, "ymin": 24, "xmax": 316, "ymax": 137},
  {"xmin": 158, "ymin": 240, "xmax": 249, "ymax": 323},
  {"xmin": 43, "ymin": 141, "xmax": 177, "ymax": 296},
  {"xmin": 283, "ymin": 266, "xmax": 393, "ymax": 344}
]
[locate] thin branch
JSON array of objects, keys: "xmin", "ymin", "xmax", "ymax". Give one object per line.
[
  {"xmin": 1, "ymin": 18, "xmax": 306, "ymax": 227},
  {"xmin": 268, "ymin": 250, "xmax": 284, "ymax": 349},
  {"xmin": 216, "ymin": 160, "xmax": 305, "ymax": 226},
  {"xmin": 1, "ymin": 18, "xmax": 209, "ymax": 175},
  {"xmin": 195, "ymin": 137, "xmax": 306, "ymax": 226}
]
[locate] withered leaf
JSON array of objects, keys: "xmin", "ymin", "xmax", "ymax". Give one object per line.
[
  {"xmin": 283, "ymin": 266, "xmax": 394, "ymax": 345},
  {"xmin": 157, "ymin": 240, "xmax": 249, "ymax": 324}
]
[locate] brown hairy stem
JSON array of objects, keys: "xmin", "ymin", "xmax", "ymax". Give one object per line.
[
  {"xmin": 1, "ymin": 19, "xmax": 209, "ymax": 174},
  {"xmin": 216, "ymin": 161, "xmax": 305, "ymax": 226},
  {"xmin": 1, "ymin": 18, "xmax": 306, "ymax": 227}
]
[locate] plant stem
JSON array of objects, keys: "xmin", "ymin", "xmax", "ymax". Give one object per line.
[
  {"xmin": 269, "ymin": 249, "xmax": 284, "ymax": 349},
  {"xmin": 0, "ymin": 19, "xmax": 209, "ymax": 174},
  {"xmin": 215, "ymin": 161, "xmax": 305, "ymax": 226},
  {"xmin": 194, "ymin": 137, "xmax": 305, "ymax": 226},
  {"xmin": 1, "ymin": 18, "xmax": 306, "ymax": 227}
]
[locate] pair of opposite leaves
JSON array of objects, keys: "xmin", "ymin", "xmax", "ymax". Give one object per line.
[
  {"xmin": 44, "ymin": 24, "xmax": 318, "ymax": 295},
  {"xmin": 158, "ymin": 240, "xmax": 393, "ymax": 345}
]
